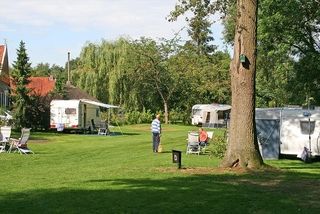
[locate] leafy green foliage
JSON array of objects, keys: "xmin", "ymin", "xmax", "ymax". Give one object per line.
[
  {"xmin": 71, "ymin": 37, "xmax": 231, "ymax": 124},
  {"xmin": 224, "ymin": 0, "xmax": 320, "ymax": 107},
  {"xmin": 257, "ymin": 0, "xmax": 320, "ymax": 106},
  {"xmin": 26, "ymin": 95, "xmax": 51, "ymax": 130},
  {"xmin": 31, "ymin": 62, "xmax": 50, "ymax": 76},
  {"xmin": 169, "ymin": 0, "xmax": 217, "ymax": 55},
  {"xmin": 125, "ymin": 109, "xmax": 153, "ymax": 125},
  {"xmin": 210, "ymin": 132, "xmax": 227, "ymax": 159},
  {"xmin": 169, "ymin": 108, "xmax": 190, "ymax": 124}
]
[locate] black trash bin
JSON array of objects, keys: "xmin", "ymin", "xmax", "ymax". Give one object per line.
[{"xmin": 172, "ymin": 150, "xmax": 182, "ymax": 169}]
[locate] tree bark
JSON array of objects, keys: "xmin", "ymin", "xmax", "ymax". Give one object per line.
[
  {"xmin": 220, "ymin": 0, "xmax": 264, "ymax": 169},
  {"xmin": 164, "ymin": 101, "xmax": 169, "ymax": 124}
]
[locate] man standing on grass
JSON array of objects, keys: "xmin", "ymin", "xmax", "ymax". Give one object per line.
[{"xmin": 151, "ymin": 114, "xmax": 161, "ymax": 153}]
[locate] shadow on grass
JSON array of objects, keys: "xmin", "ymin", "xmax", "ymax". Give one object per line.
[
  {"xmin": 109, "ymin": 132, "xmax": 140, "ymax": 136},
  {"xmin": 1, "ymin": 170, "xmax": 319, "ymax": 213}
]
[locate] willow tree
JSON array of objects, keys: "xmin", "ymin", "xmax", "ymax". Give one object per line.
[
  {"xmin": 170, "ymin": 0, "xmax": 263, "ymax": 168},
  {"xmin": 73, "ymin": 39, "xmax": 125, "ymax": 105}
]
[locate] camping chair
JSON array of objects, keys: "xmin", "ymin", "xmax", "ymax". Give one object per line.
[
  {"xmin": 97, "ymin": 120, "xmax": 110, "ymax": 135},
  {"xmin": 0, "ymin": 126, "xmax": 11, "ymax": 153},
  {"xmin": 8, "ymin": 128, "xmax": 33, "ymax": 154},
  {"xmin": 186, "ymin": 132, "xmax": 201, "ymax": 155}
]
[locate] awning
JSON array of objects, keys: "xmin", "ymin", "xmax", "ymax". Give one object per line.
[{"xmin": 80, "ymin": 99, "xmax": 119, "ymax": 109}]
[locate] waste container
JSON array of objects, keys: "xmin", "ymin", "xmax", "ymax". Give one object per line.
[{"xmin": 172, "ymin": 150, "xmax": 182, "ymax": 169}]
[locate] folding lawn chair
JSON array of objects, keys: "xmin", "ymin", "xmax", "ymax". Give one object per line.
[
  {"xmin": 186, "ymin": 131, "xmax": 200, "ymax": 155},
  {"xmin": 0, "ymin": 126, "xmax": 11, "ymax": 153},
  {"xmin": 8, "ymin": 128, "xmax": 34, "ymax": 154},
  {"xmin": 97, "ymin": 120, "xmax": 110, "ymax": 135}
]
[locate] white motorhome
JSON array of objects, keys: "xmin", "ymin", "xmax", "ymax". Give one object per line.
[
  {"xmin": 50, "ymin": 99, "xmax": 118, "ymax": 131},
  {"xmin": 191, "ymin": 104, "xmax": 231, "ymax": 127}
]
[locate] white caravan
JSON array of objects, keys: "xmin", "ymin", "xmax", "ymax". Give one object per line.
[
  {"xmin": 50, "ymin": 99, "xmax": 118, "ymax": 131},
  {"xmin": 191, "ymin": 104, "xmax": 231, "ymax": 127},
  {"xmin": 256, "ymin": 108, "xmax": 320, "ymax": 159}
]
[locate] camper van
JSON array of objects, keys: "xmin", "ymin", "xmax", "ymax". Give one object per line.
[
  {"xmin": 50, "ymin": 99, "xmax": 118, "ymax": 131},
  {"xmin": 256, "ymin": 108, "xmax": 320, "ymax": 159},
  {"xmin": 191, "ymin": 104, "xmax": 231, "ymax": 127}
]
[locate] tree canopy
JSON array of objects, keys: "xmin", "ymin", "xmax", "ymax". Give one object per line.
[
  {"xmin": 224, "ymin": 0, "xmax": 320, "ymax": 107},
  {"xmin": 70, "ymin": 37, "xmax": 231, "ymax": 123}
]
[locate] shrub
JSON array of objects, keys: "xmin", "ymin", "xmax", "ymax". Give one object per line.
[
  {"xmin": 126, "ymin": 110, "xmax": 140, "ymax": 124},
  {"xmin": 210, "ymin": 133, "xmax": 228, "ymax": 159},
  {"xmin": 169, "ymin": 109, "xmax": 190, "ymax": 124},
  {"xmin": 116, "ymin": 109, "xmax": 154, "ymax": 125},
  {"xmin": 140, "ymin": 109, "xmax": 153, "ymax": 123}
]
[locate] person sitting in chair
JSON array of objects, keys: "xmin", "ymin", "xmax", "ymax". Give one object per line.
[{"xmin": 198, "ymin": 128, "xmax": 208, "ymax": 147}]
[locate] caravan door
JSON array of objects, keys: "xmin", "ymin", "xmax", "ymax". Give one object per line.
[
  {"xmin": 256, "ymin": 119, "xmax": 280, "ymax": 159},
  {"xmin": 56, "ymin": 107, "xmax": 63, "ymax": 124}
]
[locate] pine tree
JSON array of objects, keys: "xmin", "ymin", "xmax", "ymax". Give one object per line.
[{"xmin": 11, "ymin": 40, "xmax": 32, "ymax": 129}]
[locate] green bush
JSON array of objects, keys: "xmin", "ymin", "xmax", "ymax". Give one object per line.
[
  {"xmin": 169, "ymin": 108, "xmax": 190, "ymax": 124},
  {"xmin": 141, "ymin": 109, "xmax": 153, "ymax": 123},
  {"xmin": 210, "ymin": 134, "xmax": 227, "ymax": 159},
  {"xmin": 105, "ymin": 109, "xmax": 190, "ymax": 125},
  {"xmin": 126, "ymin": 110, "xmax": 140, "ymax": 124},
  {"xmin": 123, "ymin": 109, "xmax": 153, "ymax": 125}
]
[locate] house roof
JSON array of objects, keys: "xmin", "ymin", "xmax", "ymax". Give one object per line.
[
  {"xmin": 27, "ymin": 76, "xmax": 56, "ymax": 96},
  {"xmin": 0, "ymin": 44, "xmax": 10, "ymax": 86},
  {"xmin": 0, "ymin": 45, "xmax": 5, "ymax": 65},
  {"xmin": 12, "ymin": 75, "xmax": 100, "ymax": 101},
  {"xmin": 64, "ymin": 84, "xmax": 99, "ymax": 101}
]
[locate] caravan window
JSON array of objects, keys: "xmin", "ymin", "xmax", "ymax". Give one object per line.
[
  {"xmin": 217, "ymin": 111, "xmax": 225, "ymax": 120},
  {"xmin": 218, "ymin": 110, "xmax": 230, "ymax": 120},
  {"xmin": 300, "ymin": 120, "xmax": 315, "ymax": 135},
  {"xmin": 192, "ymin": 109, "xmax": 202, "ymax": 116},
  {"xmin": 65, "ymin": 108, "xmax": 76, "ymax": 115}
]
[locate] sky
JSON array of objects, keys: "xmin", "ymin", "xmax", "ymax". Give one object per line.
[{"xmin": 0, "ymin": 0, "xmax": 227, "ymax": 67}]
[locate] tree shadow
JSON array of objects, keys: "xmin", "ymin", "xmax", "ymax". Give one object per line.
[
  {"xmin": 1, "ymin": 170, "xmax": 319, "ymax": 213},
  {"xmin": 109, "ymin": 132, "xmax": 140, "ymax": 136}
]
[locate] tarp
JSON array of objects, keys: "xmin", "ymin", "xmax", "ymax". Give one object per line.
[{"xmin": 80, "ymin": 99, "xmax": 119, "ymax": 109}]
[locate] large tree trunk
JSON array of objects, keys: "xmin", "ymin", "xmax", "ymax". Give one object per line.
[{"xmin": 220, "ymin": 0, "xmax": 264, "ymax": 168}]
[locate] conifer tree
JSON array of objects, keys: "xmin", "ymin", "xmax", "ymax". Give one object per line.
[{"xmin": 11, "ymin": 40, "xmax": 32, "ymax": 129}]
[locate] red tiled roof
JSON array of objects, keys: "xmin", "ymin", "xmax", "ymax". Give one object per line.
[
  {"xmin": 0, "ymin": 45, "xmax": 5, "ymax": 64},
  {"xmin": 0, "ymin": 45, "xmax": 10, "ymax": 85},
  {"xmin": 27, "ymin": 77, "xmax": 56, "ymax": 96}
]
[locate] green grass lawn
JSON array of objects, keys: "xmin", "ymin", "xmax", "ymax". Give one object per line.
[{"xmin": 1, "ymin": 124, "xmax": 320, "ymax": 213}]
